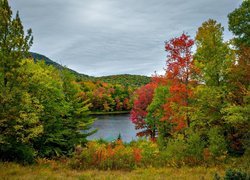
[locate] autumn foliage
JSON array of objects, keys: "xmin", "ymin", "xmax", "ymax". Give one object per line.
[
  {"xmin": 130, "ymin": 15, "xmax": 249, "ymax": 157},
  {"xmin": 130, "ymin": 34, "xmax": 195, "ymax": 135},
  {"xmin": 130, "ymin": 82, "xmax": 157, "ymax": 137},
  {"xmin": 163, "ymin": 34, "xmax": 194, "ymax": 130}
]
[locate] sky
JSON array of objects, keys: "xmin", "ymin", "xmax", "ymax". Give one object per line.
[{"xmin": 9, "ymin": 0, "xmax": 242, "ymax": 77}]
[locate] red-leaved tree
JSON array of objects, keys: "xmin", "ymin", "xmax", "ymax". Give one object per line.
[
  {"xmin": 130, "ymin": 83, "xmax": 157, "ymax": 137},
  {"xmin": 163, "ymin": 33, "xmax": 194, "ymax": 131}
]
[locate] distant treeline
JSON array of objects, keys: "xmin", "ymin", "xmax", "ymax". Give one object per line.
[{"xmin": 30, "ymin": 52, "xmax": 151, "ymax": 87}]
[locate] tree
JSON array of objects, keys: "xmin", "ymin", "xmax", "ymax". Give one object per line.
[
  {"xmin": 163, "ymin": 33, "xmax": 194, "ymax": 131},
  {"xmin": 227, "ymin": 0, "xmax": 250, "ymax": 106},
  {"xmin": 192, "ymin": 19, "xmax": 232, "ymax": 128},
  {"xmin": 146, "ymin": 85, "xmax": 171, "ymax": 144},
  {"xmin": 228, "ymin": 0, "xmax": 250, "ymax": 47},
  {"xmin": 193, "ymin": 18, "xmax": 249, "ymax": 155},
  {"xmin": 194, "ymin": 19, "xmax": 231, "ymax": 86},
  {"xmin": 0, "ymin": 0, "xmax": 33, "ymax": 87},
  {"xmin": 0, "ymin": 0, "xmax": 35, "ymax": 163},
  {"xmin": 224, "ymin": 2, "xmax": 250, "ymax": 153},
  {"xmin": 11, "ymin": 60, "xmax": 95, "ymax": 158},
  {"xmin": 130, "ymin": 83, "xmax": 157, "ymax": 138}
]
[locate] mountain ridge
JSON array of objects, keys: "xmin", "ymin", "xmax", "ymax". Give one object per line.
[{"xmin": 29, "ymin": 52, "xmax": 151, "ymax": 86}]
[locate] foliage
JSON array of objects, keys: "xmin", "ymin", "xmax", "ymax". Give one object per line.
[
  {"xmin": 162, "ymin": 135, "xmax": 188, "ymax": 166},
  {"xmin": 79, "ymin": 80, "xmax": 134, "ymax": 112},
  {"xmin": 130, "ymin": 1, "xmax": 249, "ymax": 165},
  {"xmin": 95, "ymin": 74, "xmax": 151, "ymax": 87},
  {"xmin": 31, "ymin": 52, "xmax": 151, "ymax": 87},
  {"xmin": 71, "ymin": 140, "xmax": 137, "ymax": 170},
  {"xmin": 30, "ymin": 52, "xmax": 91, "ymax": 80},
  {"xmin": 185, "ymin": 132, "xmax": 205, "ymax": 162},
  {"xmin": 208, "ymin": 128, "xmax": 227, "ymax": 159},
  {"xmin": 194, "ymin": 19, "xmax": 231, "ymax": 87},
  {"xmin": 228, "ymin": 0, "xmax": 250, "ymax": 47},
  {"xmin": 163, "ymin": 33, "xmax": 195, "ymax": 131},
  {"xmin": 131, "ymin": 139, "xmax": 159, "ymax": 166},
  {"xmin": 215, "ymin": 169, "xmax": 250, "ymax": 180},
  {"xmin": 17, "ymin": 60, "xmax": 95, "ymax": 158},
  {"xmin": 130, "ymin": 83, "xmax": 157, "ymax": 137},
  {"xmin": 0, "ymin": 0, "xmax": 36, "ymax": 163},
  {"xmin": 147, "ymin": 85, "xmax": 171, "ymax": 146},
  {"xmin": 1, "ymin": 0, "xmax": 249, "ymax": 169},
  {"xmin": 0, "ymin": 0, "xmax": 33, "ymax": 87}
]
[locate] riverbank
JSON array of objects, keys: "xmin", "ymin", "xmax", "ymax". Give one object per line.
[
  {"xmin": 0, "ymin": 162, "xmax": 227, "ymax": 179},
  {"xmin": 89, "ymin": 111, "xmax": 130, "ymax": 115}
]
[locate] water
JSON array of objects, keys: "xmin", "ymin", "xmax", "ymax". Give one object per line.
[{"xmin": 87, "ymin": 114, "xmax": 139, "ymax": 142}]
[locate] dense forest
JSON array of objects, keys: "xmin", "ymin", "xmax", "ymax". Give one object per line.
[
  {"xmin": 0, "ymin": 0, "xmax": 249, "ymax": 179},
  {"xmin": 30, "ymin": 52, "xmax": 150, "ymax": 113}
]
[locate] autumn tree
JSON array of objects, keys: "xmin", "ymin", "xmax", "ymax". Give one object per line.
[
  {"xmin": 163, "ymin": 33, "xmax": 194, "ymax": 131},
  {"xmin": 146, "ymin": 85, "xmax": 171, "ymax": 145},
  {"xmin": 227, "ymin": 0, "xmax": 250, "ymax": 102},
  {"xmin": 194, "ymin": 19, "xmax": 231, "ymax": 87},
  {"xmin": 192, "ymin": 19, "xmax": 232, "ymax": 129},
  {"xmin": 193, "ymin": 18, "xmax": 249, "ymax": 154},
  {"xmin": 32, "ymin": 67, "xmax": 94, "ymax": 157},
  {"xmin": 225, "ymin": 2, "xmax": 250, "ymax": 154},
  {"xmin": 130, "ymin": 83, "xmax": 157, "ymax": 138}
]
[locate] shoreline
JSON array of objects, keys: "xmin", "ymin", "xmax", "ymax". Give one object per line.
[{"xmin": 89, "ymin": 111, "xmax": 130, "ymax": 115}]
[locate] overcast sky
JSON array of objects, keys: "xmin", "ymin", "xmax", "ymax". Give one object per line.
[{"xmin": 9, "ymin": 0, "xmax": 242, "ymax": 76}]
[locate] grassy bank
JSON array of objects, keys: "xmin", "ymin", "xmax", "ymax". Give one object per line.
[{"xmin": 0, "ymin": 162, "xmax": 227, "ymax": 180}]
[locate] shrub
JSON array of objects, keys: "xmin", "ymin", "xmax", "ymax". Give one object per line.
[
  {"xmin": 132, "ymin": 139, "xmax": 159, "ymax": 167},
  {"xmin": 0, "ymin": 141, "xmax": 35, "ymax": 164},
  {"xmin": 163, "ymin": 135, "xmax": 187, "ymax": 166},
  {"xmin": 214, "ymin": 169, "xmax": 250, "ymax": 180},
  {"xmin": 224, "ymin": 169, "xmax": 249, "ymax": 180},
  {"xmin": 208, "ymin": 128, "xmax": 227, "ymax": 159},
  {"xmin": 70, "ymin": 140, "xmax": 139, "ymax": 170},
  {"xmin": 185, "ymin": 133, "xmax": 205, "ymax": 164}
]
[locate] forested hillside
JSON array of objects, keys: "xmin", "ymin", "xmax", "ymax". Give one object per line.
[
  {"xmin": 30, "ymin": 52, "xmax": 151, "ymax": 87},
  {"xmin": 30, "ymin": 52, "xmax": 92, "ymax": 80}
]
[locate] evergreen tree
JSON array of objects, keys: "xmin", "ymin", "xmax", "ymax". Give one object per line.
[
  {"xmin": 0, "ymin": 0, "xmax": 33, "ymax": 87},
  {"xmin": 0, "ymin": 0, "xmax": 36, "ymax": 163}
]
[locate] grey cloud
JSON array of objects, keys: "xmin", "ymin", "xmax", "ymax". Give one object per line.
[{"xmin": 9, "ymin": 0, "xmax": 242, "ymax": 76}]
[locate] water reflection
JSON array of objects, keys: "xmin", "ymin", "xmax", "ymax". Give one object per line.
[{"xmin": 87, "ymin": 114, "xmax": 139, "ymax": 142}]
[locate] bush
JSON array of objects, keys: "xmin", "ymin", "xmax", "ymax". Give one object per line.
[
  {"xmin": 132, "ymin": 139, "xmax": 159, "ymax": 167},
  {"xmin": 224, "ymin": 169, "xmax": 249, "ymax": 180},
  {"xmin": 70, "ymin": 140, "xmax": 139, "ymax": 170},
  {"xmin": 0, "ymin": 141, "xmax": 35, "ymax": 164},
  {"xmin": 163, "ymin": 135, "xmax": 187, "ymax": 166},
  {"xmin": 185, "ymin": 133, "xmax": 205, "ymax": 164},
  {"xmin": 214, "ymin": 169, "xmax": 250, "ymax": 180},
  {"xmin": 160, "ymin": 133, "xmax": 206, "ymax": 166},
  {"xmin": 208, "ymin": 128, "xmax": 227, "ymax": 159}
]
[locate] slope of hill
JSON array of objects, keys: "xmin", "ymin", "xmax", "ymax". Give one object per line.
[
  {"xmin": 96, "ymin": 74, "xmax": 151, "ymax": 87},
  {"xmin": 29, "ymin": 52, "xmax": 151, "ymax": 87},
  {"xmin": 30, "ymin": 52, "xmax": 92, "ymax": 79}
]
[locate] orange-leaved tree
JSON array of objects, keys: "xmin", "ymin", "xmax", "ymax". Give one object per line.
[{"xmin": 163, "ymin": 33, "xmax": 195, "ymax": 131}]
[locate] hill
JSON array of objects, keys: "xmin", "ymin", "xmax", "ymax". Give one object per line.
[
  {"xmin": 30, "ymin": 52, "xmax": 91, "ymax": 79},
  {"xmin": 96, "ymin": 74, "xmax": 151, "ymax": 87},
  {"xmin": 29, "ymin": 52, "xmax": 151, "ymax": 87}
]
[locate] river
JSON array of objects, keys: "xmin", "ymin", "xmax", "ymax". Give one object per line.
[{"xmin": 87, "ymin": 114, "xmax": 140, "ymax": 142}]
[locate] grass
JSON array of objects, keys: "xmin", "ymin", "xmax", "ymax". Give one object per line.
[{"xmin": 0, "ymin": 162, "xmax": 227, "ymax": 180}]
